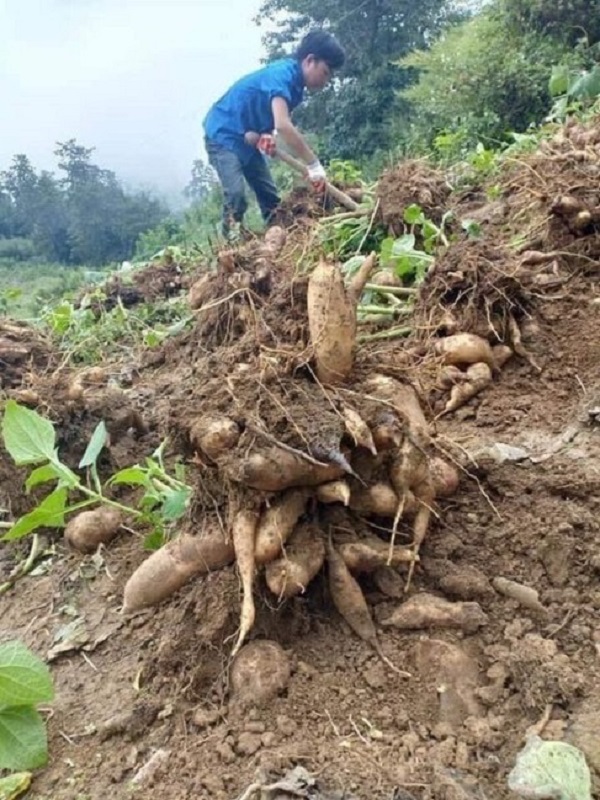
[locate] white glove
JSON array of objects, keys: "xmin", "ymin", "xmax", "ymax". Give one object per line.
[{"xmin": 306, "ymin": 160, "xmax": 326, "ymax": 183}]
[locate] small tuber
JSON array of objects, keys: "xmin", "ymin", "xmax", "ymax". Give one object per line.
[{"xmin": 65, "ymin": 507, "xmax": 122, "ymax": 554}]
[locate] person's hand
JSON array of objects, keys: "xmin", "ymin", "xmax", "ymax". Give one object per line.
[
  {"xmin": 306, "ymin": 160, "xmax": 327, "ymax": 193},
  {"xmin": 257, "ymin": 133, "xmax": 277, "ymax": 157}
]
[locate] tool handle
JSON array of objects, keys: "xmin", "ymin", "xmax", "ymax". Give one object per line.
[{"xmin": 274, "ymin": 150, "xmax": 360, "ymax": 212}]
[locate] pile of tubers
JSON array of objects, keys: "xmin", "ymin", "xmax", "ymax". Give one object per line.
[{"xmin": 120, "ymin": 234, "xmax": 471, "ymax": 663}]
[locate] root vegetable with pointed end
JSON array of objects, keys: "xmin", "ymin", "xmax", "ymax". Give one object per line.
[
  {"xmin": 122, "ymin": 528, "xmax": 235, "ymax": 613},
  {"xmin": 265, "ymin": 522, "xmax": 325, "ymax": 599},
  {"xmin": 189, "ymin": 415, "xmax": 241, "ymax": 461},
  {"xmin": 442, "ymin": 362, "xmax": 492, "ymax": 414},
  {"xmin": 234, "ymin": 446, "xmax": 345, "ymax": 491},
  {"xmin": 380, "ymin": 593, "xmax": 488, "ymax": 634},
  {"xmin": 387, "ymin": 436, "xmax": 435, "ymax": 590},
  {"xmin": 341, "ymin": 405, "xmax": 377, "ymax": 455},
  {"xmin": 434, "ymin": 333, "xmax": 497, "ymax": 373},
  {"xmin": 326, "ymin": 537, "xmax": 410, "ymax": 677},
  {"xmin": 337, "ymin": 535, "xmax": 416, "ymax": 574},
  {"xmin": 255, "ymin": 489, "xmax": 311, "ymax": 565},
  {"xmin": 231, "ymin": 509, "xmax": 260, "ymax": 657},
  {"xmin": 316, "ymin": 480, "xmax": 351, "ymax": 506},
  {"xmin": 65, "ymin": 508, "xmax": 122, "ymax": 554},
  {"xmin": 307, "ymin": 253, "xmax": 377, "ymax": 384}
]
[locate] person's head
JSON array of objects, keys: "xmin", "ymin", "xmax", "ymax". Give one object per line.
[{"xmin": 294, "ymin": 30, "xmax": 345, "ymax": 91}]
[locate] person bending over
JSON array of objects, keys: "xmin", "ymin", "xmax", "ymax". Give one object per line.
[{"xmin": 203, "ymin": 29, "xmax": 345, "ymax": 238}]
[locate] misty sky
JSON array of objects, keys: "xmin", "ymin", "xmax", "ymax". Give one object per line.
[{"xmin": 1, "ymin": 0, "xmax": 267, "ymax": 204}]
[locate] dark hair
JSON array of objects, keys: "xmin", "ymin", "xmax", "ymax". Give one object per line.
[{"xmin": 294, "ymin": 30, "xmax": 345, "ymax": 70}]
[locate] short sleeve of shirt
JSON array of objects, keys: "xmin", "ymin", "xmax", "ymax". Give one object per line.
[
  {"xmin": 263, "ymin": 61, "xmax": 303, "ymax": 111},
  {"xmin": 268, "ymin": 76, "xmax": 293, "ymax": 105}
]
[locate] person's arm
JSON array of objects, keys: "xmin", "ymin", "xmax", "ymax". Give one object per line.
[
  {"xmin": 271, "ymin": 97, "xmax": 326, "ymax": 190},
  {"xmin": 271, "ymin": 97, "xmax": 316, "ymax": 164}
]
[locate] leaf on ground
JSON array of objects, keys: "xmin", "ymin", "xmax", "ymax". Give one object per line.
[
  {"xmin": 1, "ymin": 487, "xmax": 68, "ymax": 542},
  {"xmin": 0, "ymin": 707, "xmax": 49, "ymax": 771},
  {"xmin": 25, "ymin": 464, "xmax": 60, "ymax": 493},
  {"xmin": 508, "ymin": 735, "xmax": 592, "ymax": 800},
  {"xmin": 0, "ymin": 641, "xmax": 54, "ymax": 706},
  {"xmin": 0, "ymin": 772, "xmax": 32, "ymax": 800},
  {"xmin": 1, "ymin": 401, "xmax": 56, "ymax": 466}
]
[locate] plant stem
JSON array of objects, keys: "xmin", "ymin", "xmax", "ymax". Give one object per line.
[
  {"xmin": 358, "ymin": 326, "xmax": 412, "ymax": 343},
  {"xmin": 358, "ymin": 305, "xmax": 395, "ymax": 315},
  {"xmin": 0, "ymin": 534, "xmax": 44, "ymax": 596},
  {"xmin": 323, "ymin": 209, "xmax": 370, "ymax": 222},
  {"xmin": 364, "ymin": 284, "xmax": 417, "ymax": 296},
  {"xmin": 76, "ymin": 485, "xmax": 142, "ymax": 517}
]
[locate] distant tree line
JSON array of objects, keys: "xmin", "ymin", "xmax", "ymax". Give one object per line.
[{"xmin": 0, "ymin": 140, "xmax": 168, "ymax": 266}]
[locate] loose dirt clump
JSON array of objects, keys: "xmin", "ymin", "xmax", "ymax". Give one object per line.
[
  {"xmin": 377, "ymin": 159, "xmax": 452, "ymax": 234},
  {"xmin": 0, "ymin": 320, "xmax": 53, "ymax": 389}
]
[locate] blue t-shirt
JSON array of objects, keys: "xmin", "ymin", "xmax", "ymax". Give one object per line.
[{"xmin": 204, "ymin": 58, "xmax": 305, "ymax": 164}]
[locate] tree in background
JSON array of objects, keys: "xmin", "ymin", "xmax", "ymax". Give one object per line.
[
  {"xmin": 55, "ymin": 140, "xmax": 167, "ymax": 265},
  {"xmin": 502, "ymin": 0, "xmax": 600, "ymax": 46},
  {"xmin": 1, "ymin": 155, "xmax": 40, "ymax": 238},
  {"xmin": 184, "ymin": 159, "xmax": 218, "ymax": 204},
  {"xmin": 0, "ymin": 141, "xmax": 168, "ymax": 266},
  {"xmin": 398, "ymin": 0, "xmax": 596, "ymax": 159},
  {"xmin": 256, "ymin": 0, "xmax": 464, "ymax": 160}
]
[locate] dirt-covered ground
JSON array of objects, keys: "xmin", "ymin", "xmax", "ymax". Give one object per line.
[{"xmin": 2, "ymin": 118, "xmax": 600, "ymax": 800}]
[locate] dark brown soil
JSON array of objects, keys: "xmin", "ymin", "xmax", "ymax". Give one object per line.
[{"xmin": 3, "ymin": 117, "xmax": 600, "ymax": 800}]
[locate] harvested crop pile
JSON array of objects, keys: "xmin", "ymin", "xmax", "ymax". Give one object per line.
[{"xmin": 111, "ymin": 224, "xmax": 465, "ymax": 663}]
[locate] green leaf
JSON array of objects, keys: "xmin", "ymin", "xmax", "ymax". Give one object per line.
[
  {"xmin": 2, "ymin": 402, "xmax": 56, "ymax": 466},
  {"xmin": 25, "ymin": 464, "xmax": 59, "ymax": 493},
  {"xmin": 2, "ymin": 488, "xmax": 68, "ymax": 542},
  {"xmin": 0, "ymin": 772, "xmax": 32, "ymax": 800},
  {"xmin": 46, "ymin": 301, "xmax": 73, "ymax": 335},
  {"xmin": 143, "ymin": 528, "xmax": 167, "ymax": 551},
  {"xmin": 160, "ymin": 487, "xmax": 192, "ymax": 522},
  {"xmin": 341, "ymin": 255, "xmax": 366, "ymax": 277},
  {"xmin": 79, "ymin": 421, "xmax": 108, "ymax": 469},
  {"xmin": 143, "ymin": 329, "xmax": 164, "ymax": 348},
  {"xmin": 379, "ymin": 237, "xmax": 394, "ymax": 265},
  {"xmin": 508, "ymin": 736, "xmax": 592, "ymax": 800},
  {"xmin": 109, "ymin": 466, "xmax": 149, "ymax": 487},
  {"xmin": 0, "ymin": 707, "xmax": 49, "ymax": 771},
  {"xmin": 0, "ymin": 641, "xmax": 53, "ymax": 707},
  {"xmin": 391, "ymin": 233, "xmax": 417, "ymax": 256},
  {"xmin": 403, "ymin": 204, "xmax": 425, "ymax": 226},
  {"xmin": 462, "ymin": 219, "xmax": 482, "ymax": 239},
  {"xmin": 549, "ymin": 64, "xmax": 571, "ymax": 97},
  {"xmin": 569, "ymin": 65, "xmax": 600, "ymax": 101}
]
